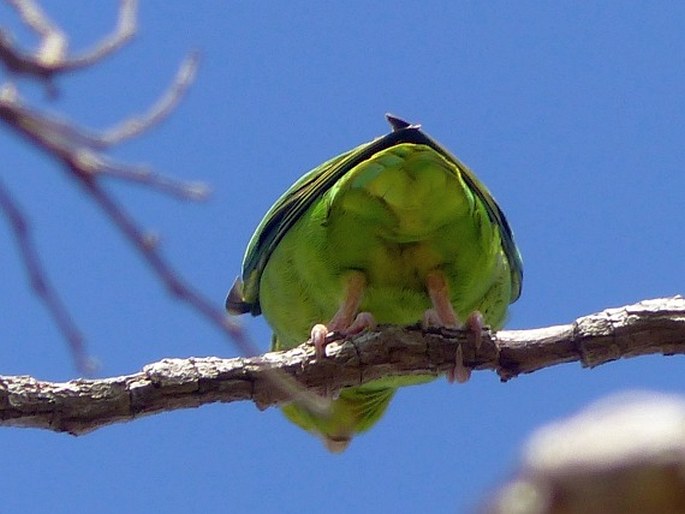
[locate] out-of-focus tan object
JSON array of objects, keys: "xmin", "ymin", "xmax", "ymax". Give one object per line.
[{"xmin": 486, "ymin": 392, "xmax": 685, "ymax": 514}]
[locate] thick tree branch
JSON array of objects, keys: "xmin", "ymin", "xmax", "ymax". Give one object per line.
[{"xmin": 1, "ymin": 296, "xmax": 683, "ymax": 435}]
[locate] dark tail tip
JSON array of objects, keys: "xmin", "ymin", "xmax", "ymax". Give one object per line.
[
  {"xmin": 385, "ymin": 113, "xmax": 420, "ymax": 131},
  {"xmin": 225, "ymin": 277, "xmax": 251, "ymax": 314}
]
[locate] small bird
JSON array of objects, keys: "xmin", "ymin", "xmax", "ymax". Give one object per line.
[{"xmin": 227, "ymin": 114, "xmax": 523, "ymax": 451}]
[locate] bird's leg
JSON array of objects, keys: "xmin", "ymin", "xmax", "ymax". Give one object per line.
[
  {"xmin": 465, "ymin": 310, "xmax": 484, "ymax": 352},
  {"xmin": 310, "ymin": 270, "xmax": 376, "ymax": 358},
  {"xmin": 425, "ymin": 270, "xmax": 460, "ymax": 326},
  {"xmin": 423, "ymin": 270, "xmax": 481, "ymax": 384}
]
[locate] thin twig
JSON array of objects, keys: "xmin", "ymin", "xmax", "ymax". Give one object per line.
[
  {"xmin": 79, "ymin": 176, "xmax": 249, "ymax": 349},
  {"xmin": 7, "ymin": 0, "xmax": 58, "ymax": 36},
  {"xmin": 0, "ymin": 178, "xmax": 95, "ymax": 374},
  {"xmin": 97, "ymin": 161, "xmax": 210, "ymax": 200},
  {"xmin": 60, "ymin": 0, "xmax": 137, "ymax": 71},
  {"xmin": 100, "ymin": 51, "xmax": 200, "ymax": 145},
  {"xmin": 0, "ymin": 31, "xmax": 53, "ymax": 80},
  {"xmin": 6, "ymin": 0, "xmax": 67, "ymax": 67},
  {"xmin": 75, "ymin": 178, "xmax": 327, "ymax": 412},
  {"xmin": 0, "ymin": 97, "xmax": 104, "ymax": 149},
  {"xmin": 1, "ymin": 78, "xmax": 314, "ymax": 413}
]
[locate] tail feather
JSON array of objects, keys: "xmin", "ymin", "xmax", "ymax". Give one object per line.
[{"xmin": 282, "ymin": 385, "xmax": 397, "ymax": 452}]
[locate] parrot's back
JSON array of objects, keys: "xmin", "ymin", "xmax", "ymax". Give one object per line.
[{"xmin": 227, "ymin": 115, "xmax": 523, "ymax": 450}]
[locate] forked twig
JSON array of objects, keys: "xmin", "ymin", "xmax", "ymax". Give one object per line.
[
  {"xmin": 0, "ymin": 2, "xmax": 218, "ymax": 368},
  {"xmin": 1, "ymin": 0, "xmax": 136, "ymax": 77},
  {"xmin": 0, "ymin": 53, "xmax": 207, "ymax": 198}
]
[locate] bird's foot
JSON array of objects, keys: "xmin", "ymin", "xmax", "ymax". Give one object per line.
[
  {"xmin": 310, "ymin": 324, "xmax": 332, "ymax": 358},
  {"xmin": 422, "ymin": 308, "xmax": 455, "ymax": 329},
  {"xmin": 465, "ymin": 310, "xmax": 484, "ymax": 351},
  {"xmin": 310, "ymin": 311, "xmax": 376, "ymax": 359}
]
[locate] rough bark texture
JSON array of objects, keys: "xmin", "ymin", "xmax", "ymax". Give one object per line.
[{"xmin": 1, "ymin": 296, "xmax": 683, "ymax": 435}]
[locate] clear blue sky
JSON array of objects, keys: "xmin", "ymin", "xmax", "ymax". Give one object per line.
[{"xmin": 2, "ymin": 2, "xmax": 684, "ymax": 512}]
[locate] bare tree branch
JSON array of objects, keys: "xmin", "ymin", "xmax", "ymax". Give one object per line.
[
  {"xmin": 0, "ymin": 3, "xmax": 245, "ymax": 359},
  {"xmin": 0, "ymin": 63, "xmax": 207, "ymax": 199},
  {"xmin": 56, "ymin": 0, "xmax": 137, "ymax": 72},
  {"xmin": 100, "ymin": 51, "xmax": 200, "ymax": 146},
  {"xmin": 0, "ymin": 178, "xmax": 95, "ymax": 373},
  {"xmin": 0, "ymin": 52, "xmax": 218, "ymax": 371},
  {"xmin": 7, "ymin": 0, "xmax": 67, "ymax": 65},
  {"xmin": 1, "ymin": 296, "xmax": 682, "ymax": 435},
  {"xmin": 0, "ymin": 2, "xmax": 323, "ymax": 412},
  {"xmin": 0, "ymin": 0, "xmax": 136, "ymax": 79}
]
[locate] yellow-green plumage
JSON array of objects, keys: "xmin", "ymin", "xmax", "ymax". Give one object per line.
[{"xmin": 227, "ymin": 115, "xmax": 522, "ymax": 451}]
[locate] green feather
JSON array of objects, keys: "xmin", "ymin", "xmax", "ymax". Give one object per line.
[{"xmin": 227, "ymin": 114, "xmax": 523, "ymax": 450}]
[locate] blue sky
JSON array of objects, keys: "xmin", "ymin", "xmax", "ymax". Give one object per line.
[{"xmin": 2, "ymin": 2, "xmax": 684, "ymax": 512}]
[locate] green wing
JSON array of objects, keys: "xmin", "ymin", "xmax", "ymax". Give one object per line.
[{"xmin": 226, "ymin": 114, "xmax": 523, "ymax": 316}]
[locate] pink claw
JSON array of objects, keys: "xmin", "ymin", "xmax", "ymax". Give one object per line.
[
  {"xmin": 448, "ymin": 345, "xmax": 472, "ymax": 383},
  {"xmin": 345, "ymin": 311, "xmax": 377, "ymax": 335},
  {"xmin": 446, "ymin": 310, "xmax": 484, "ymax": 383},
  {"xmin": 309, "ymin": 271, "xmax": 374, "ymax": 359},
  {"xmin": 310, "ymin": 312, "xmax": 377, "ymax": 359},
  {"xmin": 310, "ymin": 323, "xmax": 331, "ymax": 359}
]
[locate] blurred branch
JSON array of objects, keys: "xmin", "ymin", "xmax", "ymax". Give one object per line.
[
  {"xmin": 0, "ymin": 296, "xmax": 683, "ymax": 435},
  {"xmin": 0, "ymin": 0, "xmax": 136, "ymax": 80},
  {"xmin": 100, "ymin": 51, "xmax": 198, "ymax": 146},
  {"xmin": 0, "ymin": 178, "xmax": 93, "ymax": 373},
  {"xmin": 0, "ymin": 55, "xmax": 206, "ymax": 198},
  {"xmin": 0, "ymin": 1, "xmax": 258, "ymax": 374}
]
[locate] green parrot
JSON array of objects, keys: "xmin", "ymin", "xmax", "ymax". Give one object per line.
[{"xmin": 226, "ymin": 114, "xmax": 523, "ymax": 451}]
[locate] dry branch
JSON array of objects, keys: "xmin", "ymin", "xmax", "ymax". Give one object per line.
[
  {"xmin": 1, "ymin": 296, "xmax": 683, "ymax": 435},
  {"xmin": 0, "ymin": 0, "xmax": 136, "ymax": 78},
  {"xmin": 0, "ymin": 179, "xmax": 92, "ymax": 372},
  {"xmin": 0, "ymin": 3, "xmax": 253, "ymax": 374}
]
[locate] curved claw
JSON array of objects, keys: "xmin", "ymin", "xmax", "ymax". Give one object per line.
[
  {"xmin": 446, "ymin": 311, "xmax": 484, "ymax": 383},
  {"xmin": 346, "ymin": 311, "xmax": 377, "ymax": 334},
  {"xmin": 310, "ymin": 323, "xmax": 331, "ymax": 359},
  {"xmin": 310, "ymin": 312, "xmax": 377, "ymax": 359},
  {"xmin": 310, "ymin": 271, "xmax": 372, "ymax": 359},
  {"xmin": 448, "ymin": 345, "xmax": 472, "ymax": 383}
]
